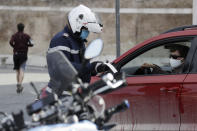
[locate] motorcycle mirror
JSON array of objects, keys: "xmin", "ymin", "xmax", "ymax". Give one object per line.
[{"xmin": 84, "ymin": 39, "xmax": 103, "ymax": 60}]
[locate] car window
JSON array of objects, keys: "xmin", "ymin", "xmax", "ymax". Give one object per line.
[{"xmin": 121, "ymin": 41, "xmax": 191, "ymax": 76}]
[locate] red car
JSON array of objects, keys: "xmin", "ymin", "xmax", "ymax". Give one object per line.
[{"xmin": 91, "ymin": 25, "xmax": 197, "ymax": 131}]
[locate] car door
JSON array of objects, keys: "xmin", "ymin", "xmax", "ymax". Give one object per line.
[
  {"xmin": 181, "ymin": 37, "xmax": 197, "ymax": 131},
  {"xmin": 103, "ymin": 36, "xmax": 194, "ymax": 131}
]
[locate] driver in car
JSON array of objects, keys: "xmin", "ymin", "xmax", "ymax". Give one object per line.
[
  {"xmin": 40, "ymin": 5, "xmax": 108, "ymax": 97},
  {"xmin": 139, "ymin": 45, "xmax": 189, "ymax": 74}
]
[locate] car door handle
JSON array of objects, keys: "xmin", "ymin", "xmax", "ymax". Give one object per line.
[{"xmin": 160, "ymin": 87, "xmax": 179, "ymax": 92}]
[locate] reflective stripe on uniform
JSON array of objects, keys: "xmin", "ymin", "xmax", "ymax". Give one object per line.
[{"xmin": 48, "ymin": 46, "xmax": 79, "ymax": 54}]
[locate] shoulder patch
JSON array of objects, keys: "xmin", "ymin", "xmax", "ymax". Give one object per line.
[{"xmin": 63, "ymin": 33, "xmax": 69, "ymax": 38}]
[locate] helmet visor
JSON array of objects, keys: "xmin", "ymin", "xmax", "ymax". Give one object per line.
[
  {"xmin": 94, "ymin": 13, "xmax": 102, "ymax": 26},
  {"xmin": 86, "ymin": 13, "xmax": 103, "ymax": 33}
]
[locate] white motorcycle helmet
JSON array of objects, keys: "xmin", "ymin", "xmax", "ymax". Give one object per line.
[{"xmin": 68, "ymin": 5, "xmax": 103, "ymax": 34}]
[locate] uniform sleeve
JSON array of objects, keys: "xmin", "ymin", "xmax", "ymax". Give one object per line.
[
  {"xmin": 72, "ymin": 62, "xmax": 92, "ymax": 74},
  {"xmin": 49, "ymin": 37, "xmax": 82, "ymax": 70},
  {"xmin": 62, "ymin": 50, "xmax": 92, "ymax": 76},
  {"xmin": 72, "ymin": 62, "xmax": 92, "ymax": 83}
]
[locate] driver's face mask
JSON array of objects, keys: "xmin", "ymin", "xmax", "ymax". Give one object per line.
[
  {"xmin": 169, "ymin": 58, "xmax": 182, "ymax": 69},
  {"xmin": 80, "ymin": 29, "xmax": 89, "ymax": 40}
]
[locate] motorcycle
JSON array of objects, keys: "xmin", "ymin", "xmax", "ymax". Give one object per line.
[{"xmin": 0, "ymin": 39, "xmax": 129, "ymax": 131}]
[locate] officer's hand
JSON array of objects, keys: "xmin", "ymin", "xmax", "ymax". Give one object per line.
[
  {"xmin": 96, "ymin": 63, "xmax": 109, "ymax": 73},
  {"xmin": 91, "ymin": 61, "xmax": 109, "ymax": 73}
]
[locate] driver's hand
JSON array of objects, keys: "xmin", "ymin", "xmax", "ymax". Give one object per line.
[{"xmin": 141, "ymin": 63, "xmax": 155, "ymax": 68}]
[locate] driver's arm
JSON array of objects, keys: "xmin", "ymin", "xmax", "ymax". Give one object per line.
[{"xmin": 141, "ymin": 63, "xmax": 166, "ymax": 74}]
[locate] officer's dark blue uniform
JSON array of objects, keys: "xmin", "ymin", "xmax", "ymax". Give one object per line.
[
  {"xmin": 46, "ymin": 26, "xmax": 93, "ymax": 95},
  {"xmin": 49, "ymin": 26, "xmax": 92, "ymax": 82}
]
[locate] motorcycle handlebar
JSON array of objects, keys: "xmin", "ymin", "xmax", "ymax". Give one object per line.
[
  {"xmin": 87, "ymin": 79, "xmax": 106, "ymax": 93},
  {"xmin": 86, "ymin": 72, "xmax": 127, "ymax": 96},
  {"xmin": 96, "ymin": 100, "xmax": 130, "ymax": 130},
  {"xmin": 105, "ymin": 100, "xmax": 130, "ymax": 118}
]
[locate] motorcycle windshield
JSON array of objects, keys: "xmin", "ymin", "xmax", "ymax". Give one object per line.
[{"xmin": 47, "ymin": 51, "xmax": 78, "ymax": 90}]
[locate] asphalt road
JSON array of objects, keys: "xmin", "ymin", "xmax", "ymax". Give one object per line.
[{"xmin": 0, "ymin": 65, "xmax": 49, "ymax": 120}]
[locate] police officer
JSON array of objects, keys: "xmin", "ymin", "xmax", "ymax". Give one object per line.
[{"xmin": 41, "ymin": 5, "xmax": 106, "ymax": 97}]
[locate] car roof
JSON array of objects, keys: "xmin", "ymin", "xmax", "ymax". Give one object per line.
[
  {"xmin": 113, "ymin": 25, "xmax": 197, "ymax": 64},
  {"xmin": 162, "ymin": 25, "xmax": 197, "ymax": 34}
]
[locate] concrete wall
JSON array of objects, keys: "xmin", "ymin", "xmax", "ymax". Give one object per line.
[{"xmin": 0, "ymin": 0, "xmax": 193, "ymax": 57}]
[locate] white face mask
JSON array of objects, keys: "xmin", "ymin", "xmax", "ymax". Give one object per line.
[{"xmin": 169, "ymin": 58, "xmax": 182, "ymax": 69}]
